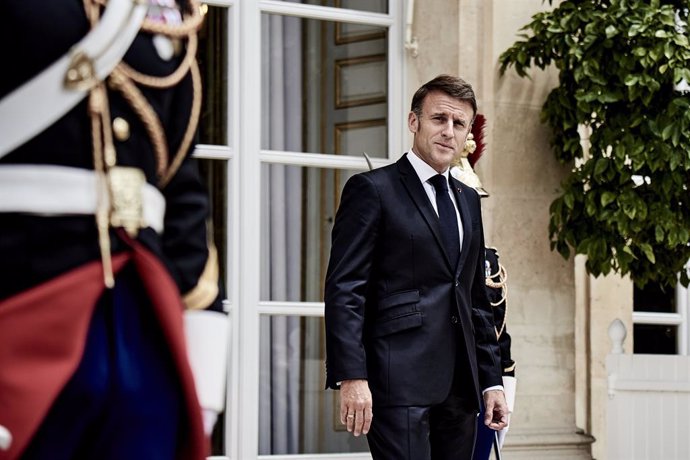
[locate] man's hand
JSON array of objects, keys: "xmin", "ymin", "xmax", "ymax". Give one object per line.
[
  {"xmin": 483, "ymin": 389, "xmax": 509, "ymax": 431},
  {"xmin": 339, "ymin": 379, "xmax": 373, "ymax": 436}
]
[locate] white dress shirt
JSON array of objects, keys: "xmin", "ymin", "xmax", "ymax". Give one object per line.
[{"xmin": 406, "ymin": 150, "xmax": 464, "ymax": 249}]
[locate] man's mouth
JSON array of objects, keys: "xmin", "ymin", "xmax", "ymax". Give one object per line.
[{"xmin": 435, "ymin": 142, "xmax": 454, "ymax": 150}]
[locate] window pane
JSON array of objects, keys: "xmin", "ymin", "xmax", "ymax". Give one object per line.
[
  {"xmin": 275, "ymin": 0, "xmax": 388, "ymax": 14},
  {"xmin": 259, "ymin": 315, "xmax": 369, "ymax": 454},
  {"xmin": 261, "ymin": 14, "xmax": 388, "ymax": 157},
  {"xmin": 197, "ymin": 6, "xmax": 228, "ymax": 145},
  {"xmin": 633, "ymin": 283, "xmax": 676, "ymax": 313},
  {"xmin": 197, "ymin": 159, "xmax": 229, "ymax": 302},
  {"xmin": 260, "ymin": 164, "xmax": 360, "ymax": 302},
  {"xmin": 633, "ymin": 324, "xmax": 678, "ymax": 354}
]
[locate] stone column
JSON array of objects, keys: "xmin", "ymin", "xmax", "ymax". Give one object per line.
[{"xmin": 466, "ymin": 0, "xmax": 594, "ymax": 457}]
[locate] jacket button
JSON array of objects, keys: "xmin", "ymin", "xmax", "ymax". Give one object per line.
[
  {"xmin": 451, "ymin": 315, "xmax": 458, "ymax": 324},
  {"xmin": 113, "ymin": 117, "xmax": 130, "ymax": 141},
  {"xmin": 455, "ymin": 281, "xmax": 459, "ymax": 287}
]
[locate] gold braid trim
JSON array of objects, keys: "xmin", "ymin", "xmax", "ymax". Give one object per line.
[
  {"xmin": 88, "ymin": 84, "xmax": 115, "ymax": 287},
  {"xmin": 159, "ymin": 57, "xmax": 202, "ymax": 187},
  {"xmin": 108, "ymin": 66, "xmax": 169, "ymax": 178},
  {"xmin": 97, "ymin": 0, "xmax": 203, "ymax": 188},
  {"xmin": 117, "ymin": 32, "xmax": 197, "ymax": 88},
  {"xmin": 141, "ymin": 0, "xmax": 203, "ymax": 37},
  {"xmin": 485, "ymin": 260, "xmax": 508, "ymax": 339},
  {"xmin": 486, "ymin": 261, "xmax": 507, "ymax": 289},
  {"xmin": 494, "ymin": 283, "xmax": 507, "ymax": 339},
  {"xmin": 486, "ymin": 262, "xmax": 507, "ymax": 305},
  {"xmin": 92, "ymin": 0, "xmax": 203, "ymax": 37},
  {"xmin": 83, "ymin": 0, "xmax": 100, "ymax": 25}
]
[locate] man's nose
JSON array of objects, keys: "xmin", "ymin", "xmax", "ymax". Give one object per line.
[{"xmin": 441, "ymin": 120, "xmax": 454, "ymax": 137}]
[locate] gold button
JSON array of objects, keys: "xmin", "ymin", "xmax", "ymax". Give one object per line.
[{"xmin": 112, "ymin": 117, "xmax": 130, "ymax": 142}]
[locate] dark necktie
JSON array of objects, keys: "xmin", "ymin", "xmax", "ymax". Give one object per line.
[{"xmin": 429, "ymin": 174, "xmax": 460, "ymax": 269}]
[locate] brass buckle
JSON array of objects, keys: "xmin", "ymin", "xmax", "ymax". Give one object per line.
[{"xmin": 108, "ymin": 166, "xmax": 146, "ymax": 238}]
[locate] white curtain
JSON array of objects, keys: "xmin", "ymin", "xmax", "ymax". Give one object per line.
[{"xmin": 259, "ymin": 9, "xmax": 303, "ymax": 455}]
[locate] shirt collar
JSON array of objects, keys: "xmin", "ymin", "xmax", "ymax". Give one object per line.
[{"xmin": 407, "ymin": 149, "xmax": 449, "ymax": 184}]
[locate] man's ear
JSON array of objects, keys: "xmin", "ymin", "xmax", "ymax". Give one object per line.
[
  {"xmin": 408, "ymin": 111, "xmax": 418, "ymax": 134},
  {"xmin": 464, "ymin": 124, "xmax": 473, "ymax": 144}
]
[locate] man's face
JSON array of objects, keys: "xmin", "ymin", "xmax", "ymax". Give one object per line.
[{"xmin": 408, "ymin": 91, "xmax": 474, "ymax": 173}]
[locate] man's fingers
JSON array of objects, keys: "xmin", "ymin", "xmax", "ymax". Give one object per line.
[
  {"xmin": 486, "ymin": 414, "xmax": 507, "ymax": 430},
  {"xmin": 483, "ymin": 399, "xmax": 495, "ymax": 426},
  {"xmin": 341, "ymin": 407, "xmax": 374, "ymax": 436},
  {"xmin": 362, "ymin": 407, "xmax": 373, "ymax": 435},
  {"xmin": 484, "ymin": 404, "xmax": 508, "ymax": 430},
  {"xmin": 340, "ymin": 404, "xmax": 349, "ymax": 425},
  {"xmin": 482, "ymin": 389, "xmax": 509, "ymax": 430},
  {"xmin": 339, "ymin": 379, "xmax": 373, "ymax": 436},
  {"xmin": 345, "ymin": 411, "xmax": 356, "ymax": 432},
  {"xmin": 352, "ymin": 410, "xmax": 364, "ymax": 436},
  {"xmin": 347, "ymin": 408, "xmax": 373, "ymax": 436}
]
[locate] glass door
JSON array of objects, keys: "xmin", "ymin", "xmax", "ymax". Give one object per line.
[{"xmin": 197, "ymin": 1, "xmax": 405, "ymax": 458}]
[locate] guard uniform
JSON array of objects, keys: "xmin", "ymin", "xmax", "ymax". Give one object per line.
[
  {"xmin": 0, "ymin": 1, "xmax": 225, "ymax": 459},
  {"xmin": 473, "ymin": 247, "xmax": 515, "ymax": 460}
]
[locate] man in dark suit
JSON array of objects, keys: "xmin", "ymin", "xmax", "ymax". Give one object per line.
[{"xmin": 324, "ymin": 75, "xmax": 508, "ymax": 460}]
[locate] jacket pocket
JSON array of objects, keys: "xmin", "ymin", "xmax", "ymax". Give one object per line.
[
  {"xmin": 379, "ymin": 289, "xmax": 420, "ymax": 310},
  {"xmin": 373, "ymin": 290, "xmax": 422, "ymax": 337}
]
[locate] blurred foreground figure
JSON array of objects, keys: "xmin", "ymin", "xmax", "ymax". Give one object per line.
[{"xmin": 0, "ymin": 1, "xmax": 227, "ymax": 459}]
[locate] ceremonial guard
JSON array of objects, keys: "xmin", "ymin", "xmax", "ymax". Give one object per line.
[
  {"xmin": 0, "ymin": 1, "xmax": 227, "ymax": 459},
  {"xmin": 450, "ymin": 115, "xmax": 516, "ymax": 459}
]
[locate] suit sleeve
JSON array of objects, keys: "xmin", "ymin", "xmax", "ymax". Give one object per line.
[
  {"xmin": 324, "ymin": 173, "xmax": 381, "ymax": 389},
  {"xmin": 469, "ymin": 191, "xmax": 504, "ymax": 390}
]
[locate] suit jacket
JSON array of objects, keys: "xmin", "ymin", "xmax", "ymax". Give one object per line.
[{"xmin": 325, "ymin": 153, "xmax": 503, "ymax": 410}]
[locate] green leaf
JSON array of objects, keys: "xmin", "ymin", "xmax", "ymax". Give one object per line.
[
  {"xmin": 517, "ymin": 50, "xmax": 527, "ymax": 65},
  {"xmin": 564, "ymin": 192, "xmax": 575, "ymax": 209},
  {"xmin": 605, "ymin": 25, "xmax": 618, "ymax": 38},
  {"xmin": 594, "ymin": 158, "xmax": 608, "ymax": 178},
  {"xmin": 640, "ymin": 243, "xmax": 656, "ymax": 263},
  {"xmin": 601, "ymin": 191, "xmax": 617, "ymax": 207},
  {"xmin": 655, "ymin": 225, "xmax": 664, "ymax": 242}
]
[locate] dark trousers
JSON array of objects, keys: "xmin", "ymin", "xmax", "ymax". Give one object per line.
[
  {"xmin": 366, "ymin": 390, "xmax": 477, "ymax": 460},
  {"xmin": 22, "ymin": 267, "xmax": 183, "ymax": 460}
]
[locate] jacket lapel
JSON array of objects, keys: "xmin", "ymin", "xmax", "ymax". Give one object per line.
[{"xmin": 397, "ymin": 155, "xmax": 454, "ymax": 269}]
